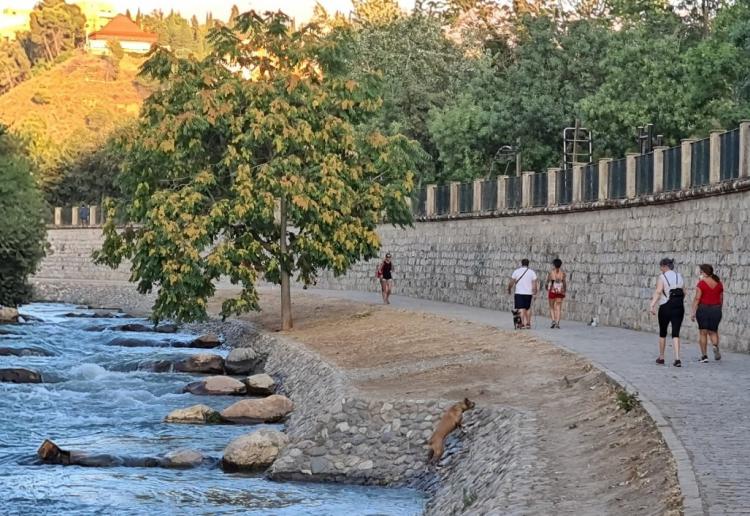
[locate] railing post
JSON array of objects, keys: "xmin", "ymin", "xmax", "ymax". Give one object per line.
[
  {"xmin": 497, "ymin": 176, "xmax": 507, "ymax": 210},
  {"xmin": 710, "ymin": 130, "xmax": 722, "ymax": 184},
  {"xmin": 89, "ymin": 205, "xmax": 98, "ymax": 226},
  {"xmin": 625, "ymin": 153, "xmax": 638, "ymax": 199},
  {"xmin": 739, "ymin": 120, "xmax": 750, "ymax": 178},
  {"xmin": 598, "ymin": 158, "xmax": 612, "ymax": 201},
  {"xmin": 472, "ymin": 179, "xmax": 482, "ymax": 213},
  {"xmin": 449, "ymin": 181, "xmax": 460, "ymax": 215},
  {"xmin": 680, "ymin": 138, "xmax": 696, "ymax": 189},
  {"xmin": 521, "ymin": 171, "xmax": 533, "ymax": 208},
  {"xmin": 71, "ymin": 206, "xmax": 79, "ymax": 226},
  {"xmin": 425, "ymin": 184, "xmax": 436, "ymax": 217},
  {"xmin": 572, "ymin": 164, "xmax": 583, "ymax": 203},
  {"xmin": 653, "ymin": 146, "xmax": 667, "ymax": 193},
  {"xmin": 54, "ymin": 207, "xmax": 62, "ymax": 226},
  {"xmin": 547, "ymin": 168, "xmax": 559, "ymax": 206}
]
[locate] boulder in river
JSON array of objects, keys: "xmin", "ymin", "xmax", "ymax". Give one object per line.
[
  {"xmin": 0, "ymin": 347, "xmax": 54, "ymax": 357},
  {"xmin": 64, "ymin": 310, "xmax": 128, "ymax": 319},
  {"xmin": 175, "ymin": 354, "xmax": 225, "ymax": 374},
  {"xmin": 244, "ymin": 373, "xmax": 276, "ymax": 395},
  {"xmin": 107, "ymin": 336, "xmax": 180, "ymax": 348},
  {"xmin": 0, "ymin": 368, "xmax": 43, "ymax": 383},
  {"xmin": 184, "ymin": 376, "xmax": 246, "ymax": 396},
  {"xmin": 161, "ymin": 449, "xmax": 204, "ymax": 468},
  {"xmin": 164, "ymin": 404, "xmax": 226, "ymax": 424},
  {"xmin": 225, "ymin": 347, "xmax": 261, "ymax": 375},
  {"xmin": 0, "ymin": 307, "xmax": 19, "ymax": 323},
  {"xmin": 220, "ymin": 394, "xmax": 293, "ymax": 423},
  {"xmin": 222, "ymin": 429, "xmax": 289, "ymax": 471},
  {"xmin": 190, "ymin": 334, "xmax": 222, "ymax": 349}
]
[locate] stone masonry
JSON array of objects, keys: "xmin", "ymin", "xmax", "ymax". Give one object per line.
[{"xmin": 317, "ymin": 190, "xmax": 750, "ymax": 353}]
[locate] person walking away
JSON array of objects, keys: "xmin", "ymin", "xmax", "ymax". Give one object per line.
[
  {"xmin": 78, "ymin": 204, "xmax": 90, "ymax": 226},
  {"xmin": 649, "ymin": 258, "xmax": 685, "ymax": 367},
  {"xmin": 376, "ymin": 253, "xmax": 394, "ymax": 304},
  {"xmin": 508, "ymin": 259, "xmax": 538, "ymax": 329},
  {"xmin": 691, "ymin": 264, "xmax": 723, "ymax": 362},
  {"xmin": 546, "ymin": 258, "xmax": 567, "ymax": 329}
]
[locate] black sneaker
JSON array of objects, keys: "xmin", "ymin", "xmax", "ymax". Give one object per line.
[
  {"xmin": 699, "ymin": 356, "xmax": 709, "ymax": 363},
  {"xmin": 673, "ymin": 360, "xmax": 682, "ymax": 368},
  {"xmin": 655, "ymin": 358, "xmax": 665, "ymax": 365},
  {"xmin": 551, "ymin": 322, "xmax": 556, "ymax": 329}
]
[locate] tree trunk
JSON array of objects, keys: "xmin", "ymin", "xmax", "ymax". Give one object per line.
[{"xmin": 279, "ymin": 197, "xmax": 293, "ymax": 330}]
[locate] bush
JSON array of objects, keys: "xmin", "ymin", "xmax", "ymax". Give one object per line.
[
  {"xmin": 616, "ymin": 390, "xmax": 640, "ymax": 413},
  {"xmin": 0, "ymin": 126, "xmax": 47, "ymax": 306},
  {"xmin": 31, "ymin": 90, "xmax": 52, "ymax": 105}
]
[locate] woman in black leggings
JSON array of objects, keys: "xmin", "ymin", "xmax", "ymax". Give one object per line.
[{"xmin": 649, "ymin": 258, "xmax": 685, "ymax": 367}]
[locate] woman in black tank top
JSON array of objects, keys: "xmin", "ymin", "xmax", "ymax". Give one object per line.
[{"xmin": 377, "ymin": 253, "xmax": 394, "ymax": 304}]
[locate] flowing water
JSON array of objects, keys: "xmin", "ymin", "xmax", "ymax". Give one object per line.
[{"xmin": 0, "ymin": 303, "xmax": 424, "ymax": 515}]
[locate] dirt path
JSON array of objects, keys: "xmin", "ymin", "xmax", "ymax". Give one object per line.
[{"xmin": 210, "ymin": 289, "xmax": 681, "ymax": 515}]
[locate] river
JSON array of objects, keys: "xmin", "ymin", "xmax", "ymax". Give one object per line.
[{"xmin": 0, "ymin": 303, "xmax": 424, "ymax": 515}]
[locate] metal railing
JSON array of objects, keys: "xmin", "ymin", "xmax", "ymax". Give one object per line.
[
  {"xmin": 663, "ymin": 145, "xmax": 682, "ymax": 192},
  {"xmin": 480, "ymin": 179, "xmax": 497, "ymax": 211},
  {"xmin": 608, "ymin": 158, "xmax": 627, "ymax": 199},
  {"xmin": 691, "ymin": 138, "xmax": 710, "ymax": 186},
  {"xmin": 582, "ymin": 163, "xmax": 598, "ymax": 202},
  {"xmin": 436, "ymin": 184, "xmax": 450, "ymax": 215},
  {"xmin": 720, "ymin": 129, "xmax": 740, "ymax": 181},
  {"xmin": 506, "ymin": 175, "xmax": 522, "ymax": 209},
  {"xmin": 532, "ymin": 172, "xmax": 548, "ymax": 207},
  {"xmin": 636, "ymin": 152, "xmax": 654, "ymax": 195},
  {"xmin": 459, "ymin": 182, "xmax": 473, "ymax": 213},
  {"xmin": 556, "ymin": 168, "xmax": 573, "ymax": 205}
]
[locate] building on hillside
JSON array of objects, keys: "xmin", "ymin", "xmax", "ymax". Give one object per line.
[
  {"xmin": 74, "ymin": 0, "xmax": 116, "ymax": 34},
  {"xmin": 0, "ymin": 7, "xmax": 31, "ymax": 42},
  {"xmin": 87, "ymin": 15, "xmax": 157, "ymax": 55}
]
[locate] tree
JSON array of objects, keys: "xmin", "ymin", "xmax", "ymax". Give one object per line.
[
  {"xmin": 95, "ymin": 12, "xmax": 421, "ymax": 328},
  {"xmin": 229, "ymin": 5, "xmax": 240, "ymax": 24},
  {"xmin": 0, "ymin": 40, "xmax": 32, "ymax": 93},
  {"xmin": 0, "ymin": 125, "xmax": 47, "ymax": 307},
  {"xmin": 352, "ymin": 0, "xmax": 403, "ymax": 26},
  {"xmin": 26, "ymin": 0, "xmax": 86, "ymax": 64}
]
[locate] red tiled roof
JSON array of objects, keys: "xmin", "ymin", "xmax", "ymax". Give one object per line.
[{"xmin": 89, "ymin": 15, "xmax": 158, "ymax": 43}]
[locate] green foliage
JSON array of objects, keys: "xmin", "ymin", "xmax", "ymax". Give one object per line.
[
  {"xmin": 352, "ymin": 0, "xmax": 404, "ymax": 26},
  {"xmin": 0, "ymin": 126, "xmax": 47, "ymax": 306},
  {"xmin": 142, "ymin": 10, "xmax": 208, "ymax": 58},
  {"xmin": 95, "ymin": 12, "xmax": 422, "ymax": 324},
  {"xmin": 616, "ymin": 390, "xmax": 639, "ymax": 413},
  {"xmin": 0, "ymin": 40, "xmax": 32, "ymax": 93},
  {"xmin": 107, "ymin": 40, "xmax": 125, "ymax": 62},
  {"xmin": 24, "ymin": 0, "xmax": 86, "ymax": 64}
]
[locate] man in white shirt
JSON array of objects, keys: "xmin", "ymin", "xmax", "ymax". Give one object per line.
[{"xmin": 507, "ymin": 258, "xmax": 538, "ymax": 329}]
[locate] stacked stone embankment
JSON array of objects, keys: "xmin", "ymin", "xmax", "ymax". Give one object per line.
[{"xmin": 317, "ymin": 190, "xmax": 750, "ymax": 352}]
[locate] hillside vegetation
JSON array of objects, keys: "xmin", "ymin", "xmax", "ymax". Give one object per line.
[{"xmin": 0, "ymin": 51, "xmax": 151, "ymax": 202}]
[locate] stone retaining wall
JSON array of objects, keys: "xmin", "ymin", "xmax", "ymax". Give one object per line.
[{"xmin": 317, "ymin": 190, "xmax": 750, "ymax": 352}]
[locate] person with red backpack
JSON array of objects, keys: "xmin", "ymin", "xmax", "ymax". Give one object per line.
[{"xmin": 376, "ymin": 253, "xmax": 394, "ymax": 304}]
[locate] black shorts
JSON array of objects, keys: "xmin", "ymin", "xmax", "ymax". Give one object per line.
[
  {"xmin": 696, "ymin": 304, "xmax": 722, "ymax": 332},
  {"xmin": 514, "ymin": 294, "xmax": 533, "ymax": 310},
  {"xmin": 658, "ymin": 300, "xmax": 684, "ymax": 338}
]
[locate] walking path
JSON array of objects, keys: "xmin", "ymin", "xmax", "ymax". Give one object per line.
[{"xmin": 309, "ymin": 288, "xmax": 750, "ymax": 516}]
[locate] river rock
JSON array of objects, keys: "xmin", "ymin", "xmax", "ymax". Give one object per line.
[
  {"xmin": 161, "ymin": 449, "xmax": 204, "ymax": 468},
  {"xmin": 0, "ymin": 347, "xmax": 54, "ymax": 357},
  {"xmin": 190, "ymin": 334, "xmax": 222, "ymax": 349},
  {"xmin": 220, "ymin": 394, "xmax": 293, "ymax": 423},
  {"xmin": 222, "ymin": 429, "xmax": 289, "ymax": 471},
  {"xmin": 0, "ymin": 368, "xmax": 42, "ymax": 383},
  {"xmin": 0, "ymin": 307, "xmax": 19, "ymax": 323},
  {"xmin": 64, "ymin": 310, "xmax": 125, "ymax": 319},
  {"xmin": 107, "ymin": 337, "xmax": 183, "ymax": 348},
  {"xmin": 184, "ymin": 376, "xmax": 246, "ymax": 396},
  {"xmin": 175, "ymin": 354, "xmax": 225, "ymax": 374},
  {"xmin": 244, "ymin": 373, "xmax": 276, "ymax": 395},
  {"xmin": 225, "ymin": 347, "xmax": 261, "ymax": 375},
  {"xmin": 165, "ymin": 404, "xmax": 225, "ymax": 424}
]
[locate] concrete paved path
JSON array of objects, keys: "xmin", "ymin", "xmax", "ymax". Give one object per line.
[{"xmin": 309, "ymin": 288, "xmax": 750, "ymax": 516}]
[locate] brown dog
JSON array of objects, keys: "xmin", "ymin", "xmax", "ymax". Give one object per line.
[{"xmin": 426, "ymin": 398, "xmax": 475, "ymax": 464}]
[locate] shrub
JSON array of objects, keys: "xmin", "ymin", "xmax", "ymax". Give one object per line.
[
  {"xmin": 31, "ymin": 90, "xmax": 52, "ymax": 105},
  {"xmin": 616, "ymin": 390, "xmax": 640, "ymax": 413},
  {"xmin": 0, "ymin": 126, "xmax": 47, "ymax": 306}
]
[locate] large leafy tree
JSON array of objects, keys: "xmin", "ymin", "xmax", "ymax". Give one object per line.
[
  {"xmin": 25, "ymin": 0, "xmax": 86, "ymax": 64},
  {"xmin": 0, "ymin": 126, "xmax": 47, "ymax": 307},
  {"xmin": 95, "ymin": 11, "xmax": 421, "ymax": 328}
]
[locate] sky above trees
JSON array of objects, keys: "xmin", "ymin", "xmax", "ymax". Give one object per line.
[{"xmin": 10, "ymin": 0, "xmax": 417, "ymax": 21}]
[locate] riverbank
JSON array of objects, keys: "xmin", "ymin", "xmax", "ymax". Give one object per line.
[{"xmin": 30, "ymin": 280, "xmax": 682, "ymax": 514}]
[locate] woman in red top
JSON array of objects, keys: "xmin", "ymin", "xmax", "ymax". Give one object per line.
[{"xmin": 691, "ymin": 264, "xmax": 724, "ymax": 363}]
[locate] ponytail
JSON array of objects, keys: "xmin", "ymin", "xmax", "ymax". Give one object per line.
[{"xmin": 699, "ymin": 264, "xmax": 720, "ymax": 283}]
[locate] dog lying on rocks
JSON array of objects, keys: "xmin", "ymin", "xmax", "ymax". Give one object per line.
[
  {"xmin": 36, "ymin": 439, "xmax": 203, "ymax": 468},
  {"xmin": 426, "ymin": 398, "xmax": 475, "ymax": 464}
]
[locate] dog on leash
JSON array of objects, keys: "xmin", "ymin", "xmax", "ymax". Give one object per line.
[
  {"xmin": 512, "ymin": 309, "xmax": 523, "ymax": 329},
  {"xmin": 427, "ymin": 398, "xmax": 476, "ymax": 464}
]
